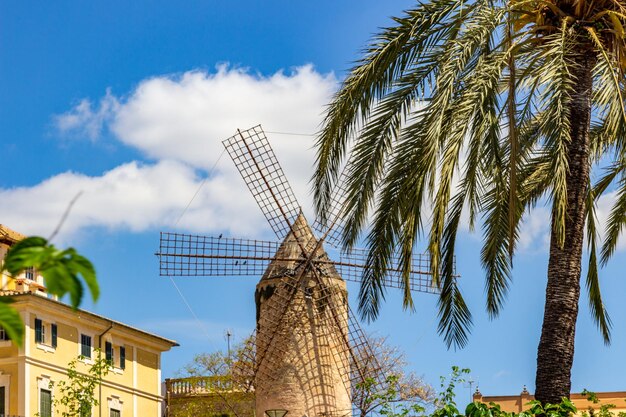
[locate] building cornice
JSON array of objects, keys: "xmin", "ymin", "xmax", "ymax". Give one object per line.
[{"xmin": 8, "ymin": 293, "xmax": 178, "ymax": 351}]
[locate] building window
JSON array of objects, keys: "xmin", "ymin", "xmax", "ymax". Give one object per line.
[
  {"xmin": 25, "ymin": 267, "xmax": 34, "ymax": 280},
  {"xmin": 0, "ymin": 374, "xmax": 10, "ymax": 416},
  {"xmin": 105, "ymin": 341, "xmax": 114, "ymax": 365},
  {"xmin": 119, "ymin": 346, "xmax": 125, "ymax": 370},
  {"xmin": 35, "ymin": 318, "xmax": 44, "ymax": 343},
  {"xmin": 108, "ymin": 396, "xmax": 122, "ymax": 417},
  {"xmin": 35, "ymin": 318, "xmax": 57, "ymax": 349},
  {"xmin": 104, "ymin": 342, "xmax": 126, "ymax": 371},
  {"xmin": 80, "ymin": 401, "xmax": 92, "ymax": 417},
  {"xmin": 40, "ymin": 388, "xmax": 52, "ymax": 417},
  {"xmin": 0, "ymin": 326, "xmax": 10, "ymax": 341},
  {"xmin": 52, "ymin": 323, "xmax": 57, "ymax": 348},
  {"xmin": 81, "ymin": 334, "xmax": 92, "ymax": 358},
  {"xmin": 0, "ymin": 386, "xmax": 5, "ymax": 416}
]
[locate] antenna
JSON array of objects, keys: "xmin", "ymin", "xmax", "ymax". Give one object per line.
[
  {"xmin": 464, "ymin": 376, "xmax": 477, "ymax": 403},
  {"xmin": 225, "ymin": 329, "xmax": 233, "ymax": 359}
]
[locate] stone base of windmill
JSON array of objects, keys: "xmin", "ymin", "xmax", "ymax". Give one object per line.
[{"xmin": 255, "ymin": 275, "xmax": 352, "ymax": 417}]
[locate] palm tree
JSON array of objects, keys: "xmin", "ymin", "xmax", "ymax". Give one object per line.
[{"xmin": 313, "ymin": 0, "xmax": 626, "ymax": 405}]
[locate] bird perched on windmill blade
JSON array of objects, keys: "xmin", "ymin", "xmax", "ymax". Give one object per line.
[{"xmin": 156, "ymin": 125, "xmax": 454, "ymax": 417}]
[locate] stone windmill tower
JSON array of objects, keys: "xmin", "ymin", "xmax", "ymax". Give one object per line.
[{"xmin": 157, "ymin": 126, "xmax": 445, "ymax": 417}]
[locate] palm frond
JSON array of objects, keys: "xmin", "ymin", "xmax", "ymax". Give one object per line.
[
  {"xmin": 437, "ymin": 271, "xmax": 472, "ymax": 349},
  {"xmin": 600, "ymin": 173, "xmax": 626, "ymax": 264},
  {"xmin": 313, "ymin": 0, "xmax": 626, "ymax": 353},
  {"xmin": 590, "ymin": 31, "xmax": 626, "ymax": 157},
  {"xmin": 314, "ymin": 0, "xmax": 470, "ymax": 219},
  {"xmin": 339, "ymin": 66, "xmax": 437, "ymax": 249},
  {"xmin": 585, "ymin": 184, "xmax": 612, "ymax": 344},
  {"xmin": 535, "ymin": 25, "xmax": 578, "ymax": 248}
]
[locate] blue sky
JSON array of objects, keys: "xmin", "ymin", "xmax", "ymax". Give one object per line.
[{"xmin": 2, "ymin": 0, "xmax": 626, "ymax": 404}]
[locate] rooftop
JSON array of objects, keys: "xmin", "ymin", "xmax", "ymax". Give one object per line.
[
  {"xmin": 0, "ymin": 224, "xmax": 26, "ymax": 245},
  {"xmin": 6, "ymin": 291, "xmax": 179, "ymax": 349}
]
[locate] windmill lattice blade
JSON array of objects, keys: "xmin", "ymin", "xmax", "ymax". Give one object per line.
[
  {"xmin": 312, "ymin": 168, "xmax": 351, "ymax": 248},
  {"xmin": 158, "ymin": 232, "xmax": 280, "ymax": 276},
  {"xmin": 345, "ymin": 307, "xmax": 387, "ymax": 395},
  {"xmin": 335, "ymin": 248, "xmax": 442, "ymax": 294},
  {"xmin": 231, "ymin": 334, "xmax": 256, "ymax": 392},
  {"xmin": 317, "ymin": 287, "xmax": 387, "ymax": 401},
  {"xmin": 251, "ymin": 275, "xmax": 301, "ymax": 383},
  {"xmin": 223, "ymin": 125, "xmax": 302, "ymax": 241}
]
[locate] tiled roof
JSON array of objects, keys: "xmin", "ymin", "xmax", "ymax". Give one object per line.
[{"xmin": 0, "ymin": 225, "xmax": 26, "ymax": 245}]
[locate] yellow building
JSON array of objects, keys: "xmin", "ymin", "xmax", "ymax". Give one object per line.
[
  {"xmin": 0, "ymin": 224, "xmax": 178, "ymax": 417},
  {"xmin": 474, "ymin": 387, "xmax": 626, "ymax": 415}
]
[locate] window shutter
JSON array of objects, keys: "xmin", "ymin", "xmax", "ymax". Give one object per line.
[
  {"xmin": 51, "ymin": 324, "xmax": 57, "ymax": 348},
  {"xmin": 35, "ymin": 318, "xmax": 43, "ymax": 344},
  {"xmin": 81, "ymin": 335, "xmax": 92, "ymax": 358},
  {"xmin": 40, "ymin": 389, "xmax": 52, "ymax": 417},
  {"xmin": 105, "ymin": 341, "xmax": 113, "ymax": 363},
  {"xmin": 120, "ymin": 346, "xmax": 126, "ymax": 369},
  {"xmin": 0, "ymin": 386, "xmax": 6, "ymax": 415},
  {"xmin": 0, "ymin": 326, "xmax": 9, "ymax": 341}
]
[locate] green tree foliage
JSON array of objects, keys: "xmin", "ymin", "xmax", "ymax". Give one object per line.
[
  {"xmin": 171, "ymin": 336, "xmax": 433, "ymax": 417},
  {"xmin": 580, "ymin": 390, "xmax": 626, "ymax": 417},
  {"xmin": 358, "ymin": 375, "xmax": 429, "ymax": 417},
  {"xmin": 359, "ymin": 366, "xmax": 469, "ymax": 417},
  {"xmin": 0, "ymin": 236, "xmax": 99, "ymax": 346},
  {"xmin": 168, "ymin": 348, "xmax": 255, "ymax": 417},
  {"xmin": 368, "ymin": 367, "xmax": 582, "ymax": 417},
  {"xmin": 313, "ymin": 0, "xmax": 626, "ymax": 404},
  {"xmin": 51, "ymin": 351, "xmax": 110, "ymax": 417},
  {"xmin": 354, "ymin": 336, "xmax": 434, "ymax": 417}
]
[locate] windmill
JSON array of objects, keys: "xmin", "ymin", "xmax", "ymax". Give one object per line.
[{"xmin": 157, "ymin": 125, "xmax": 448, "ymax": 417}]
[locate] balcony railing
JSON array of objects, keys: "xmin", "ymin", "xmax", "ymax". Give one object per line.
[{"xmin": 165, "ymin": 376, "xmax": 236, "ymax": 397}]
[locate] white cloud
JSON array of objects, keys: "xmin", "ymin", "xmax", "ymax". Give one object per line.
[
  {"xmin": 512, "ymin": 191, "xmax": 626, "ymax": 255},
  {"xmin": 517, "ymin": 207, "xmax": 551, "ymax": 253},
  {"xmin": 57, "ymin": 64, "xmax": 336, "ymax": 170},
  {"xmin": 0, "ymin": 160, "xmax": 271, "ymax": 242},
  {"xmin": 15, "ymin": 62, "xmax": 626, "ymax": 257},
  {"xmin": 55, "ymin": 89, "xmax": 120, "ymax": 141},
  {"xmin": 595, "ymin": 190, "xmax": 626, "ymax": 252},
  {"xmin": 2, "ymin": 65, "xmax": 338, "ymax": 241}
]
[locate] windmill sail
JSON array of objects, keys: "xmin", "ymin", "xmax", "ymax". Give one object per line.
[
  {"xmin": 159, "ymin": 126, "xmax": 453, "ymax": 417},
  {"xmin": 223, "ymin": 126, "xmax": 302, "ymax": 241}
]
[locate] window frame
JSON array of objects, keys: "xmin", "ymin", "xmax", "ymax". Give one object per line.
[
  {"xmin": 80, "ymin": 334, "xmax": 93, "ymax": 359},
  {"xmin": 119, "ymin": 346, "xmax": 126, "ymax": 370},
  {"xmin": 103, "ymin": 339, "xmax": 127, "ymax": 373},
  {"xmin": 0, "ymin": 385, "xmax": 5, "ymax": 416},
  {"xmin": 105, "ymin": 341, "xmax": 114, "ymax": 364},
  {"xmin": 0, "ymin": 326, "xmax": 10, "ymax": 341},
  {"xmin": 39, "ymin": 388, "xmax": 52, "ymax": 417},
  {"xmin": 79, "ymin": 400, "xmax": 92, "ymax": 417},
  {"xmin": 24, "ymin": 266, "xmax": 35, "ymax": 280},
  {"xmin": 107, "ymin": 395, "xmax": 122, "ymax": 417},
  {"xmin": 35, "ymin": 318, "xmax": 57, "ymax": 352},
  {"xmin": 0, "ymin": 373, "xmax": 10, "ymax": 416}
]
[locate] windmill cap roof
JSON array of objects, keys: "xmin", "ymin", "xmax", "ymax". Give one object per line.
[{"xmin": 261, "ymin": 213, "xmax": 341, "ymax": 281}]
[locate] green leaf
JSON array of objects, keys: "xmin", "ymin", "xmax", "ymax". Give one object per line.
[
  {"xmin": 2, "ymin": 236, "xmax": 99, "ymax": 308},
  {"xmin": 0, "ymin": 298, "xmax": 23, "ymax": 346}
]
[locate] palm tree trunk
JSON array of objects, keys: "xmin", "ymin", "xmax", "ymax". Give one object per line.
[
  {"xmin": 534, "ymin": 51, "xmax": 596, "ymax": 405},
  {"xmin": 535, "ymin": 53, "xmax": 596, "ymax": 404}
]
